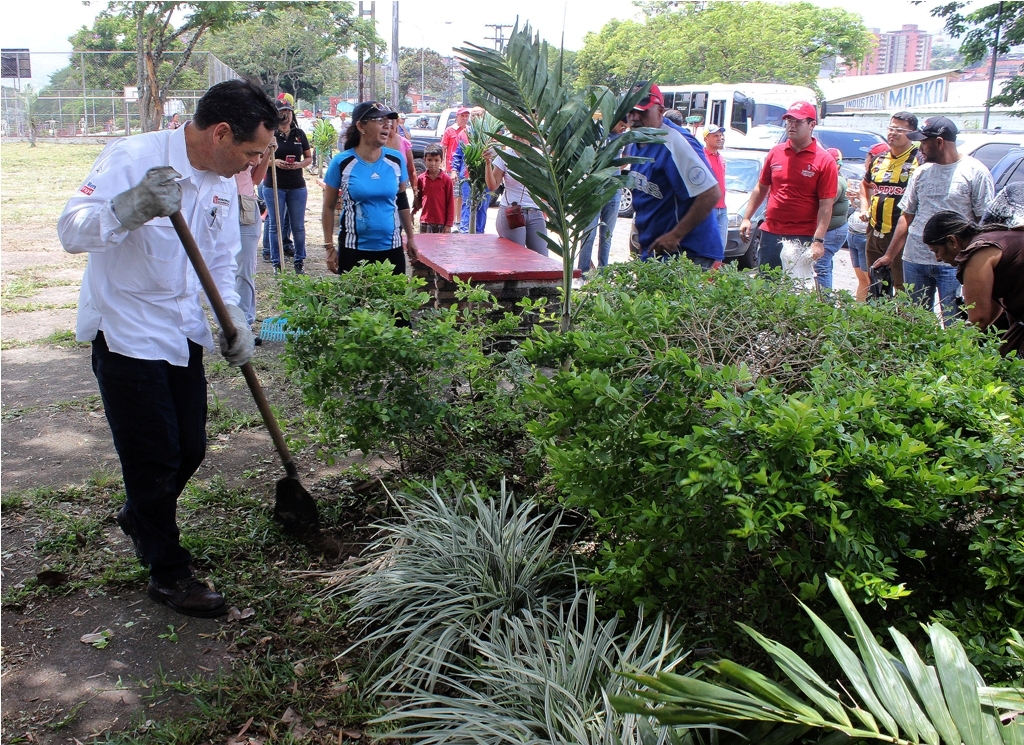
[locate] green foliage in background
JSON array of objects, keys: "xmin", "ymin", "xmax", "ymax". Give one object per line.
[
  {"xmin": 522, "ymin": 259, "xmax": 1024, "ymax": 679},
  {"xmin": 575, "ymin": 2, "xmax": 871, "ymax": 89}
]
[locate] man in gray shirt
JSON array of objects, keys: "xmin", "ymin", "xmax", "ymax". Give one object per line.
[{"xmin": 872, "ymin": 117, "xmax": 993, "ymax": 324}]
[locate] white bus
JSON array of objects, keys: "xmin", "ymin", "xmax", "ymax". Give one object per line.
[{"xmin": 659, "ymin": 83, "xmax": 817, "ymax": 149}]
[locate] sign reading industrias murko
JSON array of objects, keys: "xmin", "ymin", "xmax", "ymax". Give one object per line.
[{"xmin": 843, "ymin": 77, "xmax": 948, "ymax": 111}]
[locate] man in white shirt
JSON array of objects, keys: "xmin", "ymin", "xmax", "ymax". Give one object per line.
[
  {"xmin": 871, "ymin": 116, "xmax": 994, "ymax": 324},
  {"xmin": 58, "ymin": 80, "xmax": 279, "ymax": 617}
]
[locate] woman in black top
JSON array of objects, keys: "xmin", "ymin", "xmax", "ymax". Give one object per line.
[{"xmin": 264, "ymin": 101, "xmax": 312, "ymax": 273}]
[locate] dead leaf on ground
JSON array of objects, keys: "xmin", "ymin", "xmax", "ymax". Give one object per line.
[
  {"xmin": 342, "ymin": 729, "xmax": 363, "ymax": 740},
  {"xmin": 226, "ymin": 607, "xmax": 257, "ymax": 623},
  {"xmin": 281, "ymin": 707, "xmax": 302, "ymax": 725}
]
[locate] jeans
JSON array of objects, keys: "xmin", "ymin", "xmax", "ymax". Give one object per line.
[
  {"xmin": 578, "ymin": 191, "xmax": 622, "ymax": 272},
  {"xmin": 459, "ymin": 181, "xmax": 489, "ymax": 233},
  {"xmin": 814, "ymin": 223, "xmax": 847, "ymax": 289},
  {"xmin": 92, "ymin": 332, "xmax": 206, "ymax": 584},
  {"xmin": 496, "ymin": 205, "xmax": 549, "ymax": 256},
  {"xmin": 712, "ymin": 206, "xmax": 729, "ymax": 252},
  {"xmin": 236, "ymin": 213, "xmax": 261, "ymax": 325},
  {"xmin": 258, "ymin": 184, "xmax": 292, "ymax": 258},
  {"xmin": 267, "ymin": 187, "xmax": 305, "ymax": 266},
  {"xmin": 903, "ymin": 260, "xmax": 961, "ymax": 326},
  {"xmin": 847, "ymin": 229, "xmax": 868, "ymax": 271},
  {"xmin": 759, "ymin": 231, "xmax": 812, "ymax": 270}
]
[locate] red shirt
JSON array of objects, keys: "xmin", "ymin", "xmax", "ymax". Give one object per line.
[
  {"xmin": 704, "ymin": 148, "xmax": 727, "ymax": 209},
  {"xmin": 759, "ymin": 137, "xmax": 838, "ymax": 236},
  {"xmin": 417, "ymin": 170, "xmax": 455, "ymax": 227},
  {"xmin": 440, "ymin": 125, "xmax": 469, "ymax": 172}
]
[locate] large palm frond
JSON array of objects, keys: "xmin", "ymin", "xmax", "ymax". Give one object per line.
[
  {"xmin": 456, "ymin": 23, "xmax": 661, "ymax": 331},
  {"xmin": 612, "ymin": 576, "xmax": 1024, "ymax": 745}
]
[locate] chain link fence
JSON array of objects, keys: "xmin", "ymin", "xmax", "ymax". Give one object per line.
[{"xmin": 1, "ymin": 51, "xmax": 239, "ymax": 139}]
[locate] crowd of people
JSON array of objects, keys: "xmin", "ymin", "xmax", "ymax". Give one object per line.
[{"xmin": 56, "ymin": 79, "xmax": 1024, "ymax": 620}]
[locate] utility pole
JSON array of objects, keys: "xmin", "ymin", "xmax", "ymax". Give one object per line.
[
  {"xmin": 983, "ymin": 0, "xmax": 1004, "ymax": 131},
  {"xmin": 391, "ymin": 1, "xmax": 400, "ymax": 109},
  {"xmin": 484, "ymin": 23, "xmax": 514, "ymax": 51},
  {"xmin": 358, "ymin": 2, "xmax": 376, "ymax": 101}
]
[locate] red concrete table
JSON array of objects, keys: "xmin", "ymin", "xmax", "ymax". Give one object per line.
[{"xmin": 411, "ymin": 234, "xmax": 580, "ymax": 308}]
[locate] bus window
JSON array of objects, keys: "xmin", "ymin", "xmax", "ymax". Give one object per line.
[
  {"xmin": 710, "ymin": 99, "xmax": 726, "ymax": 127},
  {"xmin": 732, "ymin": 93, "xmax": 750, "ymax": 134},
  {"xmin": 689, "ymin": 91, "xmax": 708, "ymax": 125},
  {"xmin": 752, "ymin": 103, "xmax": 787, "ymax": 127},
  {"xmin": 663, "ymin": 91, "xmax": 675, "ymax": 109},
  {"xmin": 674, "ymin": 91, "xmax": 690, "ymax": 112}
]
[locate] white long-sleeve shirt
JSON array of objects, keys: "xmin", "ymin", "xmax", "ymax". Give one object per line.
[{"xmin": 58, "ymin": 126, "xmax": 241, "ymax": 366}]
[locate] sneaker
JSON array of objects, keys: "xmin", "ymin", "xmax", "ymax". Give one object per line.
[
  {"xmin": 294, "ymin": 261, "xmax": 304, "ymax": 275},
  {"xmin": 115, "ymin": 505, "xmax": 143, "ymax": 559},
  {"xmin": 147, "ymin": 576, "xmax": 227, "ymax": 618},
  {"xmin": 284, "ymin": 245, "xmax": 296, "ymax": 258},
  {"xmin": 262, "ymin": 250, "xmax": 271, "ymax": 263},
  {"xmin": 273, "ymin": 264, "xmax": 282, "ymax": 274}
]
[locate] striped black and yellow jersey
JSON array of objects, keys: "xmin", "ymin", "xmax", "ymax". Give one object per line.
[{"xmin": 867, "ymin": 145, "xmax": 925, "ymax": 234}]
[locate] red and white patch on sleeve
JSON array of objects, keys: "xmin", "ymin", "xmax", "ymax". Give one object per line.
[{"xmin": 79, "ymin": 181, "xmax": 97, "ymax": 195}]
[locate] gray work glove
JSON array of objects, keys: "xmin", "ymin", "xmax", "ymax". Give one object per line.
[
  {"xmin": 217, "ymin": 304, "xmax": 255, "ymax": 367},
  {"xmin": 111, "ymin": 166, "xmax": 182, "ymax": 231}
]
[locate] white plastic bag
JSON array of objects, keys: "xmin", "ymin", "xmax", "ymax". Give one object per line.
[{"xmin": 780, "ymin": 239, "xmax": 815, "ymax": 288}]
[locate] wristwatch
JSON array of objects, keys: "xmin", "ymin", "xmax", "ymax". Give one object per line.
[{"xmin": 811, "ymin": 238, "xmax": 824, "ymax": 244}]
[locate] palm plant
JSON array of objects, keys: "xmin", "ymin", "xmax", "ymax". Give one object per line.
[
  {"xmin": 457, "ymin": 24, "xmax": 661, "ymax": 332},
  {"xmin": 310, "ymin": 117, "xmax": 337, "ymax": 177},
  {"xmin": 460, "ymin": 113, "xmax": 499, "ymax": 234},
  {"xmin": 327, "ymin": 480, "xmax": 575, "ymax": 692},
  {"xmin": 612, "ymin": 576, "xmax": 1024, "ymax": 745},
  {"xmin": 372, "ymin": 589, "xmax": 689, "ymax": 745}
]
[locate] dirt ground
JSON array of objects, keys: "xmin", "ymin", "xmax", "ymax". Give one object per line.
[{"xmin": 0, "ymin": 144, "xmax": 372, "ymax": 744}]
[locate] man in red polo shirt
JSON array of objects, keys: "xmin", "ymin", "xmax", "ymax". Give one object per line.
[{"xmin": 739, "ymin": 101, "xmax": 838, "ymax": 270}]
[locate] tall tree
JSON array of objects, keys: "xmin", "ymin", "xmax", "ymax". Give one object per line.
[
  {"xmin": 202, "ymin": 2, "xmax": 381, "ymax": 103},
  {"xmin": 931, "ymin": 1, "xmax": 1024, "ymax": 114},
  {"xmin": 576, "ymin": 2, "xmax": 870, "ymax": 89},
  {"xmin": 398, "ymin": 46, "xmax": 453, "ymax": 107},
  {"xmin": 103, "ymin": 2, "xmax": 258, "ymax": 131}
]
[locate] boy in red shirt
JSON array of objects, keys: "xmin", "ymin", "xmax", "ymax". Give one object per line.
[{"xmin": 416, "ymin": 144, "xmax": 455, "ymax": 233}]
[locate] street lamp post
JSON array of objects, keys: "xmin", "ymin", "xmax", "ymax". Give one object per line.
[{"xmin": 400, "ymin": 19, "xmax": 451, "ymax": 112}]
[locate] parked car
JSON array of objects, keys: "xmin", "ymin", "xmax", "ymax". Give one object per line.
[
  {"xmin": 956, "ymin": 133, "xmax": 1024, "ymax": 171},
  {"xmin": 990, "ymin": 147, "xmax": 1024, "ymax": 192},
  {"xmin": 776, "ymin": 126, "xmax": 886, "ymax": 163},
  {"xmin": 618, "ymin": 187, "xmax": 634, "ymax": 218},
  {"xmin": 721, "ymin": 149, "xmax": 767, "ymax": 268}
]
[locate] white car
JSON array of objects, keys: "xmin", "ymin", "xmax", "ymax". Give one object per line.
[{"xmin": 956, "ymin": 132, "xmax": 1024, "ymax": 171}]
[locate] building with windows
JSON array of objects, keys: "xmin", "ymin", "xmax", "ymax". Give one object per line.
[{"xmin": 847, "ymin": 25, "xmax": 933, "ymax": 76}]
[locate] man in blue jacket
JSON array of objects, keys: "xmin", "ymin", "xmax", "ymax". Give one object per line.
[{"xmin": 626, "ymin": 83, "xmax": 723, "ymax": 267}]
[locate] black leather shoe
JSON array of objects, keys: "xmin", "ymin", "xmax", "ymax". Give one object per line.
[
  {"xmin": 294, "ymin": 261, "xmax": 304, "ymax": 275},
  {"xmin": 148, "ymin": 577, "xmax": 227, "ymax": 618},
  {"xmin": 284, "ymin": 245, "xmax": 295, "ymax": 258},
  {"xmin": 115, "ymin": 506, "xmax": 143, "ymax": 559}
]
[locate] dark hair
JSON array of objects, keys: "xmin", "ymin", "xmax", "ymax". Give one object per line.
[
  {"xmin": 424, "ymin": 144, "xmax": 443, "ymax": 158},
  {"xmin": 891, "ymin": 111, "xmax": 918, "ymax": 130},
  {"xmin": 343, "ymin": 122, "xmax": 361, "ymax": 150},
  {"xmin": 193, "ymin": 80, "xmax": 281, "ymax": 142},
  {"xmin": 922, "ymin": 210, "xmax": 983, "ymax": 246},
  {"xmin": 663, "ymin": 109, "xmax": 685, "ymax": 126}
]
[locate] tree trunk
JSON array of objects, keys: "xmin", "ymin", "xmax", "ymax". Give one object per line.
[
  {"xmin": 135, "ymin": 8, "xmax": 148, "ymax": 132},
  {"xmin": 145, "ymin": 54, "xmax": 163, "ymax": 131}
]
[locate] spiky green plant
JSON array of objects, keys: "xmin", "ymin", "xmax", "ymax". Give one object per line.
[
  {"xmin": 457, "ymin": 24, "xmax": 661, "ymax": 332},
  {"xmin": 612, "ymin": 576, "xmax": 1024, "ymax": 745},
  {"xmin": 460, "ymin": 113, "xmax": 500, "ymax": 234},
  {"xmin": 329, "ymin": 480, "xmax": 575, "ymax": 692},
  {"xmin": 372, "ymin": 590, "xmax": 689, "ymax": 745},
  {"xmin": 311, "ymin": 117, "xmax": 338, "ymax": 177}
]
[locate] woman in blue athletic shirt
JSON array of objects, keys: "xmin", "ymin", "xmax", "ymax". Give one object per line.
[{"xmin": 322, "ymin": 101, "xmax": 418, "ymax": 275}]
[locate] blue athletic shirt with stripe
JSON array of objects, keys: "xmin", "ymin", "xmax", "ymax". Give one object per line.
[
  {"xmin": 626, "ymin": 120, "xmax": 723, "ymax": 261},
  {"xmin": 324, "ymin": 147, "xmax": 408, "ymax": 252}
]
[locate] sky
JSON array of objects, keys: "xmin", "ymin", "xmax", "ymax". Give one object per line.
[{"xmin": 0, "ymin": 0, "xmax": 966, "ymax": 88}]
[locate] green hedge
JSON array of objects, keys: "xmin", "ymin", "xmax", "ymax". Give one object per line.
[{"xmin": 521, "ymin": 259, "xmax": 1023, "ymax": 678}]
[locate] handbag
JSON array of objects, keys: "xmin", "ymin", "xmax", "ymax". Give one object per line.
[
  {"xmin": 239, "ymin": 194, "xmax": 258, "ymax": 226},
  {"xmin": 504, "ymin": 202, "xmax": 526, "ymax": 229},
  {"xmin": 503, "ymin": 181, "xmax": 528, "ymax": 230}
]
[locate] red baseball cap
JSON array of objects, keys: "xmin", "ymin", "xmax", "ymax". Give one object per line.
[
  {"xmin": 782, "ymin": 101, "xmax": 817, "ymax": 122},
  {"xmin": 633, "ymin": 83, "xmax": 665, "ymax": 112},
  {"xmin": 457, "ymin": 107, "xmax": 470, "ymax": 115},
  {"xmin": 826, "ymin": 147, "xmax": 842, "ymax": 161}
]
